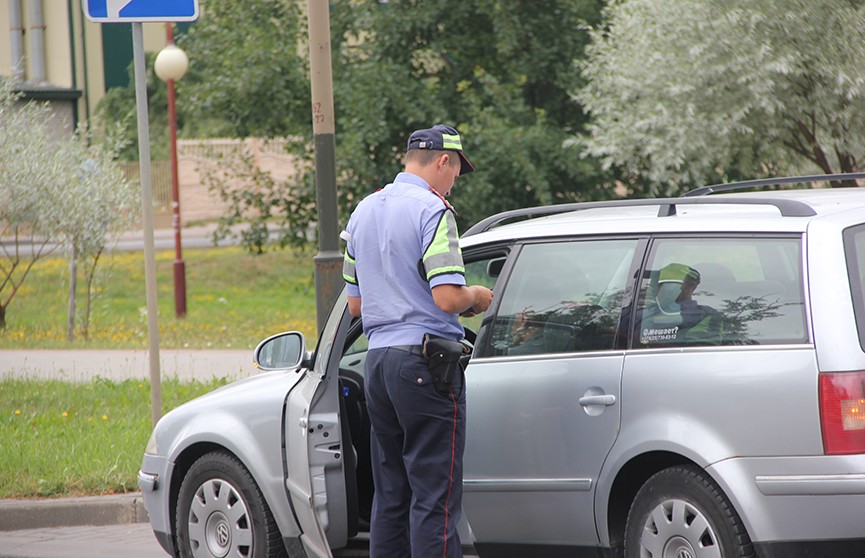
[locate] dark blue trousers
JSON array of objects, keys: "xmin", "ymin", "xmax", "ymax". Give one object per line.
[{"xmin": 365, "ymin": 347, "xmax": 466, "ymax": 558}]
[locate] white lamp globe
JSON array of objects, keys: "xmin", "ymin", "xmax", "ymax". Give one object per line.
[{"xmin": 154, "ymin": 45, "xmax": 189, "ymax": 82}]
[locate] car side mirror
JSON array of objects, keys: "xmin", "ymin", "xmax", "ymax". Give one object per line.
[
  {"xmin": 487, "ymin": 257, "xmax": 506, "ymax": 278},
  {"xmin": 254, "ymin": 331, "xmax": 308, "ymax": 371}
]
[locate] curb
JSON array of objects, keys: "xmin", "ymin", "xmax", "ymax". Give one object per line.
[{"xmin": 0, "ymin": 493, "xmax": 148, "ymax": 531}]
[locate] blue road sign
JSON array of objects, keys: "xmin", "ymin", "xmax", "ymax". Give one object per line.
[{"xmin": 83, "ymin": 0, "xmax": 199, "ymax": 22}]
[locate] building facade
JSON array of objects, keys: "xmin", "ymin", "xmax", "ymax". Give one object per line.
[{"xmin": 1, "ymin": 0, "xmax": 169, "ymax": 136}]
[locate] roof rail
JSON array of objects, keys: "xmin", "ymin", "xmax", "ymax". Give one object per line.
[
  {"xmin": 462, "ymin": 196, "xmax": 816, "ymax": 237},
  {"xmin": 683, "ymin": 172, "xmax": 865, "ymax": 197}
]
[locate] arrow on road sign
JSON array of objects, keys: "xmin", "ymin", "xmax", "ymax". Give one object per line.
[{"xmin": 84, "ymin": 0, "xmax": 199, "ymax": 22}]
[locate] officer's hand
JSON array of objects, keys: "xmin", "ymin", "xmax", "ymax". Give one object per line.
[{"xmin": 469, "ymin": 285, "xmax": 494, "ymax": 314}]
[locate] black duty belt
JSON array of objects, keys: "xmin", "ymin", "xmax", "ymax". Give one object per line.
[{"xmin": 390, "ymin": 345, "xmax": 424, "ymax": 356}]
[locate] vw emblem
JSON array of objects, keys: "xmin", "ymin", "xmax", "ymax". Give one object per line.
[
  {"xmin": 676, "ymin": 550, "xmax": 693, "ymax": 558},
  {"xmin": 216, "ymin": 522, "xmax": 230, "ymax": 547}
]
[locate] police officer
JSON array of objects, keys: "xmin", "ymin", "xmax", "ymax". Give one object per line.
[{"xmin": 342, "ymin": 124, "xmax": 494, "ymax": 557}]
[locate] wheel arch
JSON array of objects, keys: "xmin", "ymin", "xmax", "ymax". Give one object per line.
[
  {"xmin": 167, "ymin": 441, "xmax": 225, "ymax": 549},
  {"xmin": 166, "ymin": 438, "xmax": 302, "ymax": 556},
  {"xmin": 161, "ymin": 401, "xmax": 303, "ymax": 548},
  {"xmin": 603, "ymin": 451, "xmax": 698, "ymax": 550}
]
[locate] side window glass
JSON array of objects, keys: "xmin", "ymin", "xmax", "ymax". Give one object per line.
[
  {"xmin": 489, "ymin": 240, "xmax": 637, "ymax": 356},
  {"xmin": 635, "ymin": 237, "xmax": 806, "ymax": 347},
  {"xmin": 459, "ymin": 256, "xmax": 504, "ymax": 334}
]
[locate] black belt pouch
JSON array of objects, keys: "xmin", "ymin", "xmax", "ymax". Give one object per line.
[{"xmin": 422, "ymin": 333, "xmax": 467, "ymax": 396}]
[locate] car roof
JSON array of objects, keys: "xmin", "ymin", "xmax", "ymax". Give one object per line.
[{"xmin": 462, "ymin": 186, "xmax": 865, "ymax": 248}]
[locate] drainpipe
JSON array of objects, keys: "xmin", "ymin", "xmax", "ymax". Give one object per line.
[
  {"xmin": 76, "ymin": 0, "xmax": 92, "ymax": 123},
  {"xmin": 66, "ymin": 0, "xmax": 79, "ymax": 127},
  {"xmin": 9, "ymin": 0, "xmax": 24, "ymax": 81},
  {"xmin": 27, "ymin": 0, "xmax": 46, "ymax": 82}
]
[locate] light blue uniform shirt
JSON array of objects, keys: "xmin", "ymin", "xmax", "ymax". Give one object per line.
[{"xmin": 342, "ymin": 172, "xmax": 466, "ymax": 348}]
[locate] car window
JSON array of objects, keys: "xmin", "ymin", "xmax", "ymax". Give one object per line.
[
  {"xmin": 459, "ymin": 257, "xmax": 502, "ymax": 334},
  {"xmin": 486, "ymin": 239, "xmax": 637, "ymax": 356},
  {"xmin": 634, "ymin": 237, "xmax": 806, "ymax": 347},
  {"xmin": 844, "ymin": 224, "xmax": 865, "ymax": 351}
]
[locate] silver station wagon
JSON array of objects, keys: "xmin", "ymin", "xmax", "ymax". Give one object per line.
[{"xmin": 140, "ymin": 174, "xmax": 865, "ymax": 558}]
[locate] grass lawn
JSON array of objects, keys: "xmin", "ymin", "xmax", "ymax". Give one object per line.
[
  {"xmin": 0, "ymin": 245, "xmax": 321, "ymax": 498},
  {"xmin": 0, "ymin": 246, "xmax": 319, "ymax": 350},
  {"xmin": 0, "ymin": 377, "xmax": 228, "ymax": 499}
]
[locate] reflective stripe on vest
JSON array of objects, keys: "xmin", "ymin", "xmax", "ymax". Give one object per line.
[
  {"xmin": 343, "ymin": 250, "xmax": 358, "ymax": 285},
  {"xmin": 420, "ymin": 210, "xmax": 464, "ymax": 281}
]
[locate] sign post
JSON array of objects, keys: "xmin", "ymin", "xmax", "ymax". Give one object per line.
[
  {"xmin": 307, "ymin": 0, "xmax": 342, "ymax": 333},
  {"xmin": 83, "ymin": 0, "xmax": 199, "ymax": 427}
]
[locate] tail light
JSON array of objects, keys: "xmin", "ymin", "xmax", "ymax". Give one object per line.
[{"xmin": 819, "ymin": 371, "xmax": 865, "ymax": 455}]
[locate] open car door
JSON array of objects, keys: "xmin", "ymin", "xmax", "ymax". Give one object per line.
[{"xmin": 284, "ymin": 291, "xmax": 353, "ymax": 558}]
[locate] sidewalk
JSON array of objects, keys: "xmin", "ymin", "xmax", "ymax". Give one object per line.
[
  {"xmin": 0, "ymin": 221, "xmax": 246, "ymax": 256},
  {"xmin": 0, "ymin": 349, "xmax": 258, "ymax": 382}
]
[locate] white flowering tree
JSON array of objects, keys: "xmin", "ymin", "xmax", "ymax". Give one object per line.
[
  {"xmin": 0, "ymin": 81, "xmax": 138, "ymax": 334},
  {"xmin": 576, "ymin": 0, "xmax": 865, "ymax": 193},
  {"xmin": 0, "ymin": 81, "xmax": 66, "ymax": 330},
  {"xmin": 55, "ymin": 125, "xmax": 138, "ymax": 340}
]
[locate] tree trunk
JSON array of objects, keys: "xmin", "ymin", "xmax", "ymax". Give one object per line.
[
  {"xmin": 0, "ymin": 304, "xmax": 6, "ymax": 330},
  {"xmin": 67, "ymin": 244, "xmax": 78, "ymax": 342},
  {"xmin": 833, "ymin": 148, "xmax": 859, "ymax": 188},
  {"xmin": 82, "ymin": 248, "xmax": 103, "ymax": 341}
]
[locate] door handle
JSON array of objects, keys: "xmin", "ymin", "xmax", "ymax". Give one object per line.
[{"xmin": 579, "ymin": 394, "xmax": 616, "ymax": 407}]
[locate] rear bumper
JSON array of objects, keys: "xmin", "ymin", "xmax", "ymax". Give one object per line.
[{"xmin": 709, "ymin": 455, "xmax": 865, "ymax": 546}]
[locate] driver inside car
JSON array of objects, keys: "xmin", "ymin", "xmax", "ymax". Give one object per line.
[{"xmin": 641, "ymin": 263, "xmax": 725, "ymax": 345}]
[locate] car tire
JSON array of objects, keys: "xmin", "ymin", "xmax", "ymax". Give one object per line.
[
  {"xmin": 175, "ymin": 451, "xmax": 286, "ymax": 558},
  {"xmin": 624, "ymin": 465, "xmax": 755, "ymax": 558}
]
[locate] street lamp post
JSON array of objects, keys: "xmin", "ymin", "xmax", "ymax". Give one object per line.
[{"xmin": 154, "ymin": 24, "xmax": 189, "ymax": 318}]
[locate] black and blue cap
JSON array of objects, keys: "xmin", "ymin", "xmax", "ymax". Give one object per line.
[{"xmin": 407, "ymin": 124, "xmax": 475, "ymax": 175}]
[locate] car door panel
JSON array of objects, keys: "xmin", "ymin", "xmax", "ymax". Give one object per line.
[
  {"xmin": 285, "ymin": 291, "xmax": 353, "ymax": 558},
  {"xmin": 462, "ymin": 238, "xmax": 641, "ymax": 549},
  {"xmin": 285, "ymin": 373, "xmax": 335, "ymax": 558},
  {"xmin": 463, "ymin": 353, "xmax": 624, "ymax": 546}
]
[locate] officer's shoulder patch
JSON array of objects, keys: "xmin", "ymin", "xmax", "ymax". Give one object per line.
[{"xmin": 427, "ymin": 187, "xmax": 457, "ymax": 215}]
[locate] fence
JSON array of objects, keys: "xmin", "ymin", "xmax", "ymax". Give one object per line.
[
  {"xmin": 177, "ymin": 137, "xmax": 292, "ymax": 160},
  {"xmin": 117, "ymin": 138, "xmax": 297, "ymax": 227},
  {"xmin": 118, "ymin": 160, "xmax": 172, "ymax": 209}
]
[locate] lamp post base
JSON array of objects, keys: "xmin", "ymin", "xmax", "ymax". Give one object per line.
[{"xmin": 173, "ymin": 259, "xmax": 187, "ymax": 318}]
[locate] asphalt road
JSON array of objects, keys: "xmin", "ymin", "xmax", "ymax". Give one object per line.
[
  {"xmin": 0, "ymin": 224, "xmax": 230, "ymax": 258},
  {"xmin": 0, "ymin": 524, "xmax": 477, "ymax": 558},
  {"xmin": 0, "ymin": 523, "xmax": 370, "ymax": 557}
]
